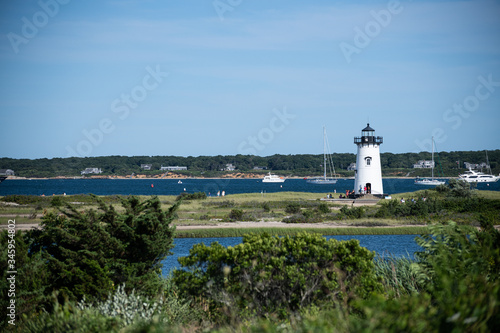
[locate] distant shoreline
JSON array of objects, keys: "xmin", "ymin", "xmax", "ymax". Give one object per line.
[{"xmin": 1, "ymin": 176, "xmax": 454, "ymax": 180}]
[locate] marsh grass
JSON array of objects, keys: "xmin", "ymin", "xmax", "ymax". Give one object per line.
[
  {"xmin": 173, "ymin": 226, "xmax": 429, "ymax": 238},
  {"xmin": 0, "ymin": 215, "xmax": 41, "ymax": 224},
  {"xmin": 2, "ymin": 190, "xmax": 498, "ymax": 229},
  {"xmin": 374, "ymin": 254, "xmax": 422, "ymax": 297}
]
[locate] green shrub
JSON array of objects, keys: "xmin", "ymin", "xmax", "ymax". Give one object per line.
[
  {"xmin": 352, "ymin": 220, "xmax": 500, "ymax": 332},
  {"xmin": 447, "ymin": 178, "xmax": 477, "ymax": 198},
  {"xmin": 228, "ymin": 209, "xmax": 244, "ymax": 221},
  {"xmin": 0, "ymin": 230, "xmax": 50, "ymax": 330},
  {"xmin": 337, "ymin": 205, "xmax": 365, "ymax": 219},
  {"xmin": 302, "ymin": 209, "xmax": 315, "ymax": 219},
  {"xmin": 285, "ymin": 202, "xmax": 301, "ymax": 214},
  {"xmin": 317, "ymin": 203, "xmax": 330, "ymax": 214},
  {"xmin": 50, "ymin": 196, "xmax": 64, "ymax": 207},
  {"xmin": 1, "ymin": 194, "xmax": 47, "ymax": 205},
  {"xmin": 27, "ymin": 195, "xmax": 180, "ymax": 302},
  {"xmin": 202, "ymin": 200, "xmax": 235, "ymax": 208},
  {"xmin": 78, "ymin": 285, "xmax": 162, "ymax": 326},
  {"xmin": 282, "ymin": 214, "xmax": 308, "ymax": 223},
  {"xmin": 176, "ymin": 191, "xmax": 207, "ymax": 201},
  {"xmin": 172, "ymin": 232, "xmax": 382, "ymax": 320}
]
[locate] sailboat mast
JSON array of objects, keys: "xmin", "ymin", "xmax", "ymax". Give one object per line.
[
  {"xmin": 431, "ymin": 136, "xmax": 435, "ymax": 179},
  {"xmin": 323, "ymin": 126, "xmax": 327, "ymax": 180},
  {"xmin": 486, "ymin": 150, "xmax": 492, "ymax": 175}
]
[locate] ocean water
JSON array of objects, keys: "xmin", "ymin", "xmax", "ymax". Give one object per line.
[
  {"xmin": 162, "ymin": 234, "xmax": 422, "ymax": 275},
  {"xmin": 1, "ymin": 178, "xmax": 498, "ymax": 196}
]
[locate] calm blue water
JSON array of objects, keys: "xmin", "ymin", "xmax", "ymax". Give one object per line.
[
  {"xmin": 1, "ymin": 178, "xmax": 498, "ymax": 196},
  {"xmin": 162, "ymin": 234, "xmax": 422, "ymax": 275}
]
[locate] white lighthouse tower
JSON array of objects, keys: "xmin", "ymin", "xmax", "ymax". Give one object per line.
[{"xmin": 354, "ymin": 123, "xmax": 384, "ymax": 196}]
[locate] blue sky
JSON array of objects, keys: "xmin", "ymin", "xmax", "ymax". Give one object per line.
[{"xmin": 1, "ymin": 0, "xmax": 499, "ymax": 159}]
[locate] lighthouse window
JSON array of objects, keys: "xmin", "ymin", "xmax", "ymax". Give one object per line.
[{"xmin": 365, "ymin": 157, "xmax": 372, "ymax": 166}]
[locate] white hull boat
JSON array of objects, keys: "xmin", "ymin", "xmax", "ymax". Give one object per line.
[
  {"xmin": 306, "ymin": 178, "xmax": 338, "ymax": 184},
  {"xmin": 306, "ymin": 126, "xmax": 338, "ymax": 185},
  {"xmin": 414, "ymin": 177, "xmax": 445, "ymax": 186},
  {"xmin": 262, "ymin": 172, "xmax": 286, "ymax": 183},
  {"xmin": 458, "ymin": 168, "xmax": 500, "ymax": 183},
  {"xmin": 415, "ymin": 136, "xmax": 445, "ymax": 186}
]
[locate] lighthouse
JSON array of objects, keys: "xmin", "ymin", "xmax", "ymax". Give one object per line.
[{"xmin": 354, "ymin": 123, "xmax": 384, "ymax": 196}]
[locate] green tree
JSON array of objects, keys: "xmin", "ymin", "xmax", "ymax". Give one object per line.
[
  {"xmin": 173, "ymin": 232, "xmax": 382, "ymax": 320},
  {"xmin": 351, "ymin": 220, "xmax": 500, "ymax": 332},
  {"xmin": 0, "ymin": 230, "xmax": 49, "ymax": 330},
  {"xmin": 28, "ymin": 195, "xmax": 180, "ymax": 302}
]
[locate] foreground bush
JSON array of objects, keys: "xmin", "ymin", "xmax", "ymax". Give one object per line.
[
  {"xmin": 173, "ymin": 232, "xmax": 382, "ymax": 321},
  {"xmin": 28, "ymin": 195, "xmax": 180, "ymax": 302}
]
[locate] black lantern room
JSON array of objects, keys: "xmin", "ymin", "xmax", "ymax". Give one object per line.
[{"xmin": 354, "ymin": 123, "xmax": 383, "ymax": 145}]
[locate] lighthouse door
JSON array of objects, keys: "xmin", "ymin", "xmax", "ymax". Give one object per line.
[{"xmin": 366, "ymin": 183, "xmax": 371, "ymax": 194}]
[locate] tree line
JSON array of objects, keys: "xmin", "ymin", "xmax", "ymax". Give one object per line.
[{"xmin": 1, "ymin": 150, "xmax": 499, "ymax": 178}]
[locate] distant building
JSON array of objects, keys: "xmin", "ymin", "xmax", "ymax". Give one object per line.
[
  {"xmin": 81, "ymin": 168, "xmax": 102, "ymax": 175},
  {"xmin": 0, "ymin": 169, "xmax": 15, "ymax": 176},
  {"xmin": 347, "ymin": 163, "xmax": 356, "ymax": 171},
  {"xmin": 413, "ymin": 160, "xmax": 434, "ymax": 169},
  {"xmin": 464, "ymin": 162, "xmax": 488, "ymax": 170},
  {"xmin": 160, "ymin": 166, "xmax": 187, "ymax": 171},
  {"xmin": 253, "ymin": 166, "xmax": 268, "ymax": 170},
  {"xmin": 224, "ymin": 164, "xmax": 236, "ymax": 171},
  {"xmin": 141, "ymin": 164, "xmax": 152, "ymax": 170}
]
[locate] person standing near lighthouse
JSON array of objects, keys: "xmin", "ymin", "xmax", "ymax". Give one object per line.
[{"xmin": 353, "ymin": 123, "xmax": 384, "ymax": 196}]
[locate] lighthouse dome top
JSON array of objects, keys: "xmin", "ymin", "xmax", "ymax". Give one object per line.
[
  {"xmin": 362, "ymin": 123, "xmax": 375, "ymax": 132},
  {"xmin": 354, "ymin": 123, "xmax": 383, "ymax": 145}
]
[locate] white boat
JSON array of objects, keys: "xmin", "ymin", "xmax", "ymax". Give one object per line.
[
  {"xmin": 458, "ymin": 168, "xmax": 500, "ymax": 183},
  {"xmin": 178, "ymin": 180, "xmax": 183, "ymax": 184},
  {"xmin": 459, "ymin": 151, "xmax": 500, "ymax": 183},
  {"xmin": 415, "ymin": 136, "xmax": 445, "ymax": 186},
  {"xmin": 414, "ymin": 177, "xmax": 445, "ymax": 186},
  {"xmin": 262, "ymin": 172, "xmax": 286, "ymax": 183},
  {"xmin": 306, "ymin": 126, "xmax": 338, "ymax": 185}
]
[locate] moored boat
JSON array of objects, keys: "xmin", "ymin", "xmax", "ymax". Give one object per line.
[
  {"xmin": 458, "ymin": 168, "xmax": 500, "ymax": 183},
  {"xmin": 306, "ymin": 126, "xmax": 338, "ymax": 185},
  {"xmin": 262, "ymin": 172, "xmax": 286, "ymax": 183},
  {"xmin": 415, "ymin": 136, "xmax": 445, "ymax": 186}
]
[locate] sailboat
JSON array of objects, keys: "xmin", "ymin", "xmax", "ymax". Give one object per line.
[
  {"xmin": 307, "ymin": 126, "xmax": 338, "ymax": 184},
  {"xmin": 415, "ymin": 136, "xmax": 445, "ymax": 186}
]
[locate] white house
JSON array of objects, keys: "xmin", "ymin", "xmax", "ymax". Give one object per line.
[
  {"xmin": 160, "ymin": 166, "xmax": 187, "ymax": 171},
  {"xmin": 347, "ymin": 163, "xmax": 357, "ymax": 171},
  {"xmin": 0, "ymin": 169, "xmax": 15, "ymax": 176},
  {"xmin": 81, "ymin": 168, "xmax": 102, "ymax": 175},
  {"xmin": 224, "ymin": 164, "xmax": 236, "ymax": 171},
  {"xmin": 413, "ymin": 160, "xmax": 435, "ymax": 169}
]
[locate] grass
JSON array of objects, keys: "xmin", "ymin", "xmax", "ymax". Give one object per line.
[
  {"xmin": 173, "ymin": 226, "xmax": 429, "ymax": 238},
  {"xmin": 389, "ymin": 189, "xmax": 500, "ymax": 201},
  {"xmin": 374, "ymin": 254, "xmax": 422, "ymax": 296},
  {"xmin": 1, "ymin": 189, "xmax": 499, "ymax": 230}
]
